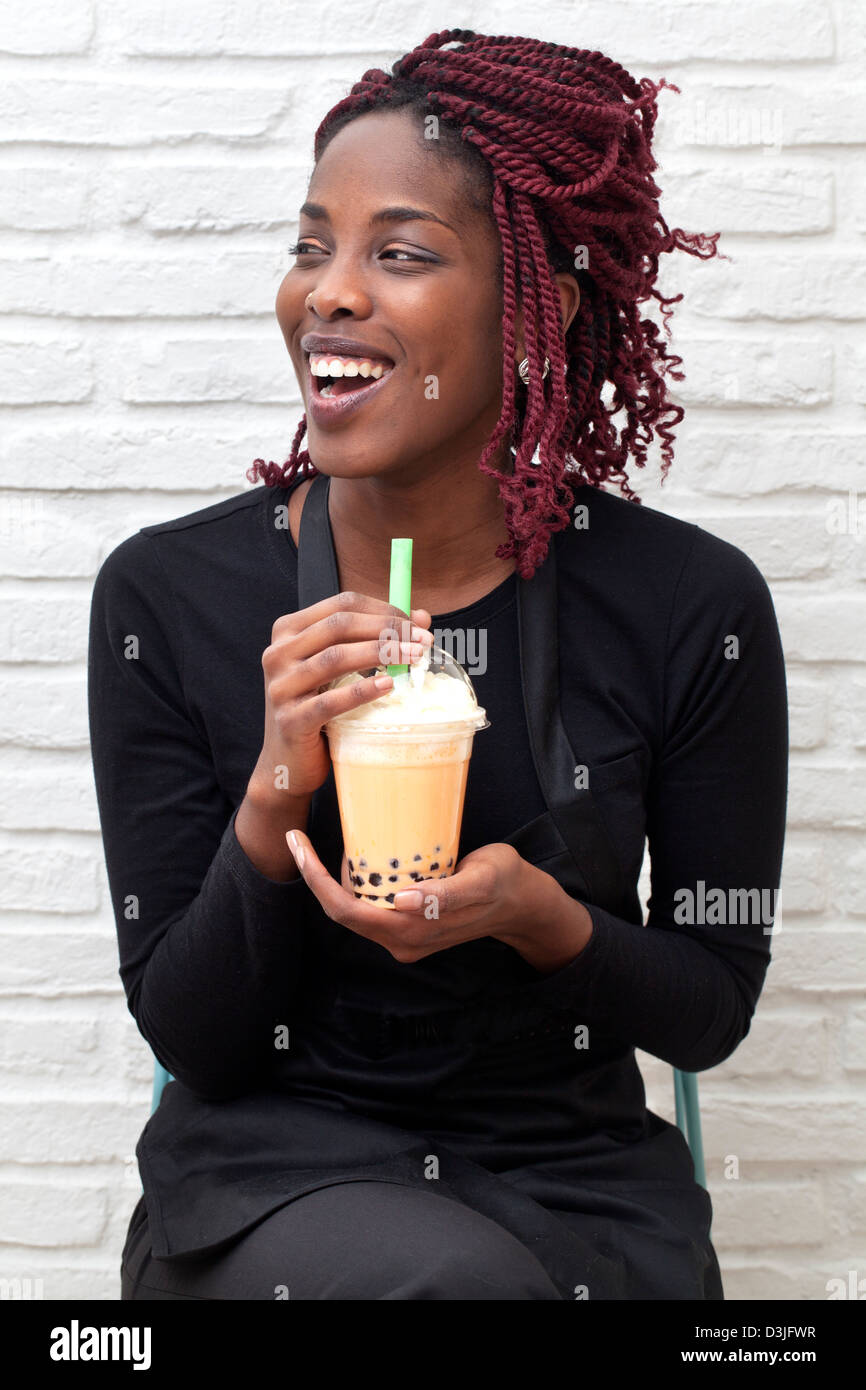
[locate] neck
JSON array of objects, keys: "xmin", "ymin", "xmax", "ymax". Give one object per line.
[{"xmin": 326, "ymin": 453, "xmax": 516, "ymax": 615}]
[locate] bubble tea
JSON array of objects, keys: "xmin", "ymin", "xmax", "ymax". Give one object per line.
[{"xmin": 324, "ymin": 646, "xmax": 489, "ymax": 908}]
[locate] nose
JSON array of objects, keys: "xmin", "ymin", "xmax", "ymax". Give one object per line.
[{"xmin": 303, "ymin": 249, "xmax": 374, "ymax": 319}]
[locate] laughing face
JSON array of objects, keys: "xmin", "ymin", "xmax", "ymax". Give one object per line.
[{"xmin": 275, "ymin": 107, "xmax": 517, "ymax": 484}]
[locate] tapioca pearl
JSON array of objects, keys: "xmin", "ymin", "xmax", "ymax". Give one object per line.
[
  {"xmin": 353, "ymin": 890, "xmax": 362, "ymax": 899},
  {"xmin": 365, "ymin": 894, "xmax": 377, "ymax": 901},
  {"xmin": 359, "ymin": 859, "xmax": 367, "ymax": 868},
  {"xmin": 434, "ymin": 845, "xmax": 441, "ymax": 853},
  {"xmin": 352, "ymin": 874, "xmax": 364, "ymax": 887},
  {"xmin": 347, "ymin": 858, "xmax": 355, "ymax": 872},
  {"xmin": 439, "ymin": 873, "xmax": 447, "ymax": 878},
  {"xmin": 385, "ymin": 893, "xmax": 395, "ymax": 904},
  {"xmin": 389, "ymin": 858, "xmax": 399, "ymax": 869},
  {"xmin": 388, "ymin": 875, "xmax": 398, "ymax": 883},
  {"xmin": 412, "ymin": 853, "xmax": 421, "ymax": 862},
  {"xmin": 430, "ymin": 862, "xmax": 439, "ymax": 872},
  {"xmin": 369, "ymin": 872, "xmax": 382, "ymax": 887},
  {"xmin": 446, "ymin": 858, "xmax": 453, "ymax": 868}
]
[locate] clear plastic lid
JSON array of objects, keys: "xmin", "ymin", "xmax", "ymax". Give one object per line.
[{"xmin": 325, "ymin": 643, "xmax": 490, "ymax": 733}]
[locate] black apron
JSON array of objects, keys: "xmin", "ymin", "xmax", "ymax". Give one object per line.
[
  {"xmin": 297, "ymin": 471, "xmax": 640, "ymax": 924},
  {"xmin": 136, "ymin": 473, "xmax": 720, "ymax": 1299}
]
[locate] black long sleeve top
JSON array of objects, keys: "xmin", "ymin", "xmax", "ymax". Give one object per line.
[{"xmin": 87, "ymin": 475, "xmax": 788, "ymax": 1264}]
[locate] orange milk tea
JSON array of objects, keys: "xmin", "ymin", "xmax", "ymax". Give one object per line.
[{"xmin": 324, "ymin": 647, "xmax": 488, "ymax": 909}]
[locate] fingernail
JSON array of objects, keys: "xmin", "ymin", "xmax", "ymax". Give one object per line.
[
  {"xmin": 374, "ymin": 675, "xmax": 393, "ymax": 689},
  {"xmin": 394, "ymin": 889, "xmax": 424, "ymax": 910},
  {"xmin": 287, "ymin": 832, "xmax": 305, "ymax": 869}
]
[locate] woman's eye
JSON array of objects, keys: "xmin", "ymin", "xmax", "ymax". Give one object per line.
[{"xmin": 287, "ymin": 242, "xmax": 431, "ymax": 264}]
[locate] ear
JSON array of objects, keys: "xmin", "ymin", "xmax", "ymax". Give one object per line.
[{"xmin": 513, "ymin": 273, "xmax": 581, "ymax": 365}]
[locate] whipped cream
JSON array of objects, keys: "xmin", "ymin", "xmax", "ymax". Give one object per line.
[{"xmin": 327, "ymin": 645, "xmax": 486, "ymax": 728}]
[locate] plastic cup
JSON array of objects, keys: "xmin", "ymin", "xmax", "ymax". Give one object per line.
[{"xmin": 324, "ymin": 646, "xmax": 489, "ymax": 909}]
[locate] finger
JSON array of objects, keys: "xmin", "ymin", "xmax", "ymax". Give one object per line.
[
  {"xmin": 271, "ymin": 592, "xmax": 433, "ymax": 643},
  {"xmin": 288, "ymin": 611, "xmax": 434, "ymax": 666},
  {"xmin": 278, "ymin": 634, "xmax": 429, "ymax": 699},
  {"xmin": 286, "ymin": 830, "xmax": 429, "ymax": 936},
  {"xmin": 393, "ymin": 855, "xmax": 494, "ymax": 915}
]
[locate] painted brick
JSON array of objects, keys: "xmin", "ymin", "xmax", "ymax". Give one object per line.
[
  {"xmin": 842, "ymin": 1007, "xmax": 866, "ymax": 1072},
  {"xmin": 113, "ymin": 163, "xmax": 304, "ymax": 232},
  {"xmin": 0, "ymin": 1100, "xmax": 143, "ymax": 1162},
  {"xmin": 660, "ymin": 166, "xmax": 833, "ymax": 236},
  {"xmin": 670, "ymin": 254, "xmax": 866, "ymax": 321},
  {"xmin": 683, "ymin": 432, "xmax": 864, "ymax": 496},
  {"xmin": 712, "ymin": 1012, "xmax": 827, "ymax": 1079},
  {"xmin": 0, "ymin": 1182, "xmax": 107, "ymax": 1246},
  {"xmin": 0, "ymin": 80, "xmax": 290, "ymax": 144},
  {"xmin": 0, "ymin": 848, "xmax": 102, "ymax": 912},
  {"xmin": 108, "ymin": 1, "xmax": 834, "ymax": 63},
  {"xmin": 786, "ymin": 682, "xmax": 828, "ymax": 750},
  {"xmin": 671, "ymin": 83, "xmax": 866, "ymax": 148},
  {"xmin": 117, "ymin": 337, "xmax": 297, "ymax": 404},
  {"xmin": 0, "ymin": 751, "xmax": 100, "ymax": 831},
  {"xmin": 770, "ymin": 929, "xmax": 865, "ymax": 992},
  {"xmin": 776, "ymin": 597, "xmax": 866, "ymax": 662},
  {"xmin": 788, "ymin": 767, "xmax": 866, "ymax": 829},
  {"xmin": 710, "ymin": 1182, "xmax": 825, "ymax": 1246},
  {"xmin": 0, "ymin": 596, "xmax": 89, "ymax": 662},
  {"xmin": 0, "ymin": 521, "xmax": 101, "ymax": 578},
  {"xmin": 670, "ymin": 337, "xmax": 833, "ymax": 408},
  {"xmin": 0, "ymin": 424, "xmax": 273, "ymax": 491},
  {"xmin": 775, "ymin": 844, "xmax": 825, "ymax": 914},
  {"xmin": 0, "ymin": 250, "xmax": 285, "ymax": 318},
  {"xmin": 0, "ymin": 672, "xmax": 89, "ymax": 748},
  {"xmin": 702, "ymin": 1098, "xmax": 866, "ymax": 1161},
  {"xmin": 0, "ymin": 0, "xmax": 93, "ymax": 54},
  {"xmin": 0, "ymin": 340, "xmax": 91, "ymax": 404},
  {"xmin": 0, "ymin": 168, "xmax": 90, "ymax": 231}
]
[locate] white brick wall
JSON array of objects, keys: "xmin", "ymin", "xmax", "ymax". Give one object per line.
[{"xmin": 0, "ymin": 0, "xmax": 863, "ymax": 1302}]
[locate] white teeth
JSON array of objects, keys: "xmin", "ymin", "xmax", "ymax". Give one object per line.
[
  {"xmin": 311, "ymin": 353, "xmax": 392, "ymax": 400},
  {"xmin": 309, "ymin": 353, "xmax": 392, "ymax": 379}
]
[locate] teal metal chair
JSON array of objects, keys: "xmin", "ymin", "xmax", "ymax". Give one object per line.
[{"xmin": 150, "ymin": 1059, "xmax": 706, "ymax": 1188}]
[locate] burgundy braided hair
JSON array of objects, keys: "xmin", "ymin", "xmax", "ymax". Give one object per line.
[{"xmin": 248, "ymin": 28, "xmax": 722, "ymax": 579}]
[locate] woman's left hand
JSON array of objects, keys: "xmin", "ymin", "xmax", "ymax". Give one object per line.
[{"xmin": 286, "ymin": 829, "xmax": 593, "ymax": 974}]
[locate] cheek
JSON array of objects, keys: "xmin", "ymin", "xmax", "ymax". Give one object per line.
[{"xmin": 275, "ymin": 275, "xmax": 301, "ymax": 327}]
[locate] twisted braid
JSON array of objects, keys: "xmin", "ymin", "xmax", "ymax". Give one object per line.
[{"xmin": 249, "ymin": 28, "xmax": 723, "ymax": 578}]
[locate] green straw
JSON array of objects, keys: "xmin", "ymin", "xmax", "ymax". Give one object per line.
[{"xmin": 387, "ymin": 537, "xmax": 413, "ymax": 677}]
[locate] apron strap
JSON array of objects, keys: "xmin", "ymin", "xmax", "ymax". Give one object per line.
[{"xmin": 515, "ymin": 534, "xmax": 635, "ymax": 915}]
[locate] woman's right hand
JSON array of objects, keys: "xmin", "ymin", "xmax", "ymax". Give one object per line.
[{"xmin": 249, "ymin": 592, "xmax": 433, "ymax": 802}]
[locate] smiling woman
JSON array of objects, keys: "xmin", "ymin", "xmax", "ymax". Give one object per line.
[
  {"xmin": 251, "ymin": 29, "xmax": 721, "ymax": 581},
  {"xmin": 88, "ymin": 28, "xmax": 787, "ymax": 1303}
]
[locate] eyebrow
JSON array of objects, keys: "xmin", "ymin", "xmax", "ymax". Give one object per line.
[{"xmin": 298, "ymin": 202, "xmax": 459, "ymax": 235}]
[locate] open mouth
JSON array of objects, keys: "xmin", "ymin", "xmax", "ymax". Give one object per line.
[{"xmin": 307, "ymin": 355, "xmax": 396, "ymax": 398}]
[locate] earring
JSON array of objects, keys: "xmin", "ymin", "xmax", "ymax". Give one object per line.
[{"xmin": 517, "ymin": 356, "xmax": 550, "ymax": 385}]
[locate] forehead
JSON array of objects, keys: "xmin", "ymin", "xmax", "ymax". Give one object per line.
[{"xmin": 308, "ymin": 109, "xmax": 484, "ymax": 228}]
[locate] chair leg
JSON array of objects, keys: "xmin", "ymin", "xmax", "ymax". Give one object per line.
[{"xmin": 673, "ymin": 1068, "xmax": 707, "ymax": 1192}]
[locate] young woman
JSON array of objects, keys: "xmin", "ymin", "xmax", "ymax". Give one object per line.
[{"xmin": 89, "ymin": 30, "xmax": 788, "ymax": 1300}]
